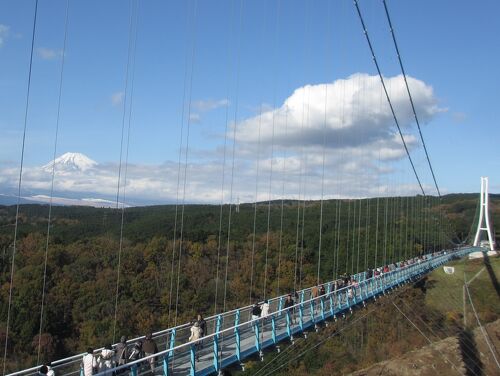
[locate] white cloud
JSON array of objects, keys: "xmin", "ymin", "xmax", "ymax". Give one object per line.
[
  {"xmin": 111, "ymin": 91, "xmax": 125, "ymax": 106},
  {"xmin": 235, "ymin": 73, "xmax": 441, "ymax": 150},
  {"xmin": 0, "ymin": 74, "xmax": 444, "ymax": 203},
  {"xmin": 189, "ymin": 113, "xmax": 201, "ymax": 123},
  {"xmin": 193, "ymin": 98, "xmax": 229, "ymax": 112},
  {"xmin": 0, "ymin": 24, "xmax": 10, "ymax": 47},
  {"xmin": 36, "ymin": 47, "xmax": 63, "ymax": 60}
]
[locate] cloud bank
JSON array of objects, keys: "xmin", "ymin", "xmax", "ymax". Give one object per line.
[{"xmin": 0, "ymin": 74, "xmax": 443, "ymax": 205}]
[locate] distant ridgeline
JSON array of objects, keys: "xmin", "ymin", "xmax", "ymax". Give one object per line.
[{"xmin": 0, "ymin": 193, "xmax": 498, "ymax": 371}]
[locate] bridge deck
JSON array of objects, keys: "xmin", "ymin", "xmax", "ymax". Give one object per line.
[{"xmin": 7, "ymin": 247, "xmax": 477, "ymax": 376}]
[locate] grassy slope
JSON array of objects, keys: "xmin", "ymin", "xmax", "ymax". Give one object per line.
[{"xmin": 426, "ymin": 256, "xmax": 500, "ymax": 322}]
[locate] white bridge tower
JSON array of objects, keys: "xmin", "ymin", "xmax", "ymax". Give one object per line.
[{"xmin": 473, "ymin": 176, "xmax": 496, "ymax": 251}]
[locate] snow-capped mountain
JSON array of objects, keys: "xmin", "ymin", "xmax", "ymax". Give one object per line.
[{"xmin": 42, "ymin": 152, "xmax": 97, "ymax": 173}]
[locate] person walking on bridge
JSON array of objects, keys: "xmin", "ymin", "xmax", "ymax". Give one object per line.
[
  {"xmin": 81, "ymin": 348, "xmax": 97, "ymax": 376},
  {"xmin": 196, "ymin": 314, "xmax": 207, "ymax": 350},
  {"xmin": 142, "ymin": 333, "xmax": 158, "ymax": 374},
  {"xmin": 251, "ymin": 302, "xmax": 262, "ymax": 321},
  {"xmin": 97, "ymin": 344, "xmax": 115, "ymax": 373},
  {"xmin": 115, "ymin": 336, "xmax": 128, "ymax": 366},
  {"xmin": 284, "ymin": 294, "xmax": 296, "ymax": 324},
  {"xmin": 189, "ymin": 321, "xmax": 202, "ymax": 361}
]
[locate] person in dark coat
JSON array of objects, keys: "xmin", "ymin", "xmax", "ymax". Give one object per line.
[
  {"xmin": 142, "ymin": 334, "xmax": 158, "ymax": 374},
  {"xmin": 251, "ymin": 302, "xmax": 262, "ymax": 321},
  {"xmin": 115, "ymin": 336, "xmax": 128, "ymax": 366},
  {"xmin": 284, "ymin": 294, "xmax": 296, "ymax": 323},
  {"xmin": 196, "ymin": 314, "xmax": 207, "ymax": 337}
]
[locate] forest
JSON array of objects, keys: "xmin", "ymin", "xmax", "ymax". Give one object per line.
[{"xmin": 0, "ymin": 193, "xmax": 498, "ymax": 372}]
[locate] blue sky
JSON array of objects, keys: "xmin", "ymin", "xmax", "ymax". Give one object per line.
[{"xmin": 0, "ymin": 0, "xmax": 499, "ymax": 205}]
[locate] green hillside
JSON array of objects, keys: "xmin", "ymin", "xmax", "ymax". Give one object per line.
[{"xmin": 0, "ymin": 193, "xmax": 498, "ymax": 372}]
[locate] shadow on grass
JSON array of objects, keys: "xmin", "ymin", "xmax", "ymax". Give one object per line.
[
  {"xmin": 458, "ymin": 327, "xmax": 483, "ymax": 376},
  {"xmin": 483, "ymin": 252, "xmax": 500, "ymax": 299}
]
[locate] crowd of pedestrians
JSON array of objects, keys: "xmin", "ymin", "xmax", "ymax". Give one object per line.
[
  {"xmin": 38, "ymin": 251, "xmax": 448, "ymax": 376},
  {"xmin": 77, "ymin": 332, "xmax": 159, "ymax": 376}
]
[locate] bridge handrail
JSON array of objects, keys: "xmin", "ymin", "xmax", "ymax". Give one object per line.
[
  {"xmin": 93, "ymin": 248, "xmax": 469, "ymax": 376},
  {"xmin": 8, "ymin": 247, "xmax": 472, "ymax": 376}
]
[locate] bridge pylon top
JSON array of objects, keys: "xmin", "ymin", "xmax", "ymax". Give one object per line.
[{"xmin": 473, "ymin": 177, "xmax": 496, "ymax": 251}]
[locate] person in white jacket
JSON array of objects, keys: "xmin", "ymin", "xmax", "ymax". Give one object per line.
[
  {"xmin": 261, "ymin": 300, "xmax": 270, "ymax": 318},
  {"xmin": 97, "ymin": 344, "xmax": 115, "ymax": 373},
  {"xmin": 81, "ymin": 348, "xmax": 97, "ymax": 376},
  {"xmin": 189, "ymin": 321, "xmax": 202, "ymax": 361}
]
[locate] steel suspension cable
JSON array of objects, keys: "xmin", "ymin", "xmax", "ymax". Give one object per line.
[
  {"xmin": 174, "ymin": 0, "xmax": 198, "ymax": 327},
  {"xmin": 169, "ymin": 0, "xmax": 196, "ymax": 324},
  {"xmin": 217, "ymin": 1, "xmax": 244, "ymax": 372},
  {"xmin": 317, "ymin": 0, "xmax": 332, "ymax": 286},
  {"xmin": 392, "ymin": 302, "xmax": 466, "ymax": 375},
  {"xmin": 113, "ymin": 0, "xmax": 138, "ymax": 342},
  {"xmin": 294, "ymin": 0, "xmax": 311, "ymax": 293},
  {"xmin": 249, "ymin": 98, "xmax": 264, "ymax": 303},
  {"xmin": 37, "ymin": 0, "xmax": 70, "ymax": 363},
  {"xmin": 464, "ymin": 284, "xmax": 500, "ymax": 369},
  {"xmin": 3, "ymin": 1, "xmax": 38, "ymax": 374},
  {"xmin": 263, "ymin": 0, "xmax": 282, "ymax": 300},
  {"xmin": 293, "ymin": 75, "xmax": 308, "ymax": 294},
  {"xmin": 364, "ymin": 197, "xmax": 370, "ymax": 271},
  {"xmin": 213, "ymin": 0, "xmax": 234, "ymax": 315},
  {"xmin": 222, "ymin": 0, "xmax": 244, "ymax": 315},
  {"xmin": 353, "ymin": 0, "xmax": 425, "ymax": 196},
  {"xmin": 277, "ymin": 103, "xmax": 289, "ymax": 296}
]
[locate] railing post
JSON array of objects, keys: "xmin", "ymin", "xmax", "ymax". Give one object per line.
[
  {"xmin": 309, "ymin": 296, "xmax": 315, "ymax": 324},
  {"xmin": 320, "ymin": 296, "xmax": 325, "ymax": 321},
  {"xmin": 286, "ymin": 310, "xmax": 292, "ymax": 338},
  {"xmin": 278, "ymin": 297, "xmax": 284, "ymax": 317},
  {"xmin": 213, "ymin": 314, "xmax": 222, "ymax": 372},
  {"xmin": 80, "ymin": 367, "xmax": 84, "ymax": 376},
  {"xmin": 299, "ymin": 291, "xmax": 305, "ymax": 331},
  {"xmin": 168, "ymin": 328, "xmax": 176, "ymax": 358},
  {"xmin": 130, "ymin": 363, "xmax": 138, "ymax": 376},
  {"xmin": 163, "ymin": 355, "xmax": 169, "ymax": 376},
  {"xmin": 271, "ymin": 315, "xmax": 277, "ymax": 345},
  {"xmin": 190, "ymin": 345, "xmax": 196, "ymax": 376},
  {"xmin": 329, "ymin": 291, "xmax": 335, "ymax": 317},
  {"xmin": 235, "ymin": 310, "xmax": 241, "ymax": 362},
  {"xmin": 254, "ymin": 320, "xmax": 261, "ymax": 353}
]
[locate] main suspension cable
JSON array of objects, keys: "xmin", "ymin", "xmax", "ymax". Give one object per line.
[
  {"xmin": 353, "ymin": 0, "xmax": 425, "ymax": 196},
  {"xmin": 382, "ymin": 0, "xmax": 441, "ymax": 197}
]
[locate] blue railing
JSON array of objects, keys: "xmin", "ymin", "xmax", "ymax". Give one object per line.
[{"xmin": 7, "ymin": 246, "xmax": 477, "ymax": 376}]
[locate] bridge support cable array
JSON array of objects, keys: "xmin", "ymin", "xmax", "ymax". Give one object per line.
[
  {"xmin": 391, "ymin": 302, "xmax": 463, "ymax": 374},
  {"xmin": 464, "ymin": 279, "xmax": 500, "ymax": 369},
  {"xmin": 3, "ymin": 2, "xmax": 39, "ymax": 375},
  {"xmin": 6, "ymin": 248, "xmax": 478, "ymax": 376},
  {"xmin": 113, "ymin": 0, "xmax": 140, "ymax": 342},
  {"xmin": 37, "ymin": 0, "xmax": 70, "ymax": 365}
]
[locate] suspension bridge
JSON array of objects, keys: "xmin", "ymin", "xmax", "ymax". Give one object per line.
[{"xmin": 1, "ymin": 0, "xmax": 498, "ymax": 376}]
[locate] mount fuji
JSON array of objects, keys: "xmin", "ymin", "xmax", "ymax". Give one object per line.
[{"xmin": 41, "ymin": 152, "xmax": 97, "ymax": 174}]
